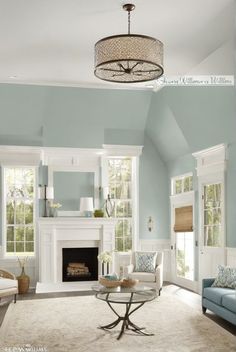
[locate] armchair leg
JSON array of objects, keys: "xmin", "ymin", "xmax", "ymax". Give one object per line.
[
  {"xmin": 202, "ymin": 306, "xmax": 206, "ymax": 314},
  {"xmin": 158, "ymin": 288, "xmax": 162, "ymax": 296},
  {"xmin": 14, "ymin": 294, "xmax": 17, "ymax": 303}
]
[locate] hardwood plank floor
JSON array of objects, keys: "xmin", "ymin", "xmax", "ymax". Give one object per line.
[{"xmin": 0, "ymin": 283, "xmax": 235, "ymax": 336}]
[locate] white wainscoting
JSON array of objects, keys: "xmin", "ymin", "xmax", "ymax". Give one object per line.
[
  {"xmin": 139, "ymin": 239, "xmax": 171, "ymax": 282},
  {"xmin": 226, "ymin": 247, "xmax": 236, "ymax": 267},
  {"xmin": 114, "ymin": 239, "xmax": 171, "ymax": 281}
]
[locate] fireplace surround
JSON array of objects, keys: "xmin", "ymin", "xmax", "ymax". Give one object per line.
[{"xmin": 38, "ymin": 217, "xmax": 115, "ymax": 283}]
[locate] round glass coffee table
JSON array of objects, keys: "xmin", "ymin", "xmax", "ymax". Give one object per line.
[{"xmin": 92, "ymin": 284, "xmax": 157, "ymax": 340}]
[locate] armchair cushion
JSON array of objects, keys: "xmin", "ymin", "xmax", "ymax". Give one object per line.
[
  {"xmin": 128, "ymin": 272, "xmax": 155, "ymax": 282},
  {"xmin": 0, "ymin": 278, "xmax": 18, "ymax": 290},
  {"xmin": 134, "ymin": 252, "xmax": 157, "ymax": 273}
]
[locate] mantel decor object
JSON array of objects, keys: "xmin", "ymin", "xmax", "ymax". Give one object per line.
[
  {"xmin": 49, "ymin": 202, "xmax": 62, "ymax": 217},
  {"xmin": 80, "ymin": 197, "xmax": 94, "ymax": 217},
  {"xmin": 17, "ymin": 257, "xmax": 30, "ymax": 294},
  {"xmin": 38, "ymin": 185, "xmax": 54, "ymax": 217},
  {"xmin": 94, "ymin": 3, "xmax": 164, "ymax": 83},
  {"xmin": 103, "ymin": 187, "xmax": 115, "ymax": 218}
]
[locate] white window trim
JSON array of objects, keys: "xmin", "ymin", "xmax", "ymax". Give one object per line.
[
  {"xmin": 193, "ymin": 143, "xmax": 227, "ymax": 250},
  {"xmin": 171, "ymin": 172, "xmax": 193, "ymax": 195},
  {"xmin": 1, "ymin": 165, "xmax": 38, "ymax": 259},
  {"xmin": 102, "ymin": 155, "xmax": 140, "ymax": 252}
]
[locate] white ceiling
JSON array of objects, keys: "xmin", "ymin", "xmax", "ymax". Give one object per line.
[{"xmin": 0, "ymin": 0, "xmax": 234, "ymax": 90}]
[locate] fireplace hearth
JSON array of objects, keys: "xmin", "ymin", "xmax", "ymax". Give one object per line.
[{"xmin": 62, "ymin": 247, "xmax": 98, "ymax": 282}]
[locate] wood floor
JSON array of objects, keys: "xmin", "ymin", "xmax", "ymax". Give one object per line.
[{"xmin": 0, "ymin": 282, "xmax": 235, "ymax": 335}]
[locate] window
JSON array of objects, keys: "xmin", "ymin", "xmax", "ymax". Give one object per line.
[
  {"xmin": 107, "ymin": 158, "xmax": 133, "ymax": 252},
  {"xmin": 172, "ymin": 174, "xmax": 193, "ymax": 195},
  {"xmin": 203, "ymin": 183, "xmax": 222, "ymax": 247},
  {"xmin": 3, "ymin": 167, "xmax": 36, "ymax": 256}
]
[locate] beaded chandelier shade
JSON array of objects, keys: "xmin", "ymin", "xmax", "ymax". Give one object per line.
[{"xmin": 94, "ymin": 4, "xmax": 164, "ymax": 83}]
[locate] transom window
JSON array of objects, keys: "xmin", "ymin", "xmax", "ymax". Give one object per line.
[
  {"xmin": 4, "ymin": 167, "xmax": 35, "ymax": 256},
  {"xmin": 172, "ymin": 174, "xmax": 193, "ymax": 195},
  {"xmin": 108, "ymin": 158, "xmax": 133, "ymax": 252}
]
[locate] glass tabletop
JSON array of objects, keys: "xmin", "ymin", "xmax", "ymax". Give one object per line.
[
  {"xmin": 92, "ymin": 284, "xmax": 157, "ymax": 304},
  {"xmin": 92, "ymin": 284, "xmax": 155, "ymax": 294}
]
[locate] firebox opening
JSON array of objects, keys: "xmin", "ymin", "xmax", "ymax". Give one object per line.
[{"xmin": 62, "ymin": 247, "xmax": 98, "ymax": 282}]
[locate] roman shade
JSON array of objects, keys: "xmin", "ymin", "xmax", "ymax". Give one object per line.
[{"xmin": 174, "ymin": 206, "xmax": 193, "ymax": 232}]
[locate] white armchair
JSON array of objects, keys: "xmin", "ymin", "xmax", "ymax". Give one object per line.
[{"xmin": 124, "ymin": 251, "xmax": 164, "ymax": 295}]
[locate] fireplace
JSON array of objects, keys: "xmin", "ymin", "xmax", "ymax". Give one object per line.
[{"xmin": 62, "ymin": 247, "xmax": 98, "ymax": 282}]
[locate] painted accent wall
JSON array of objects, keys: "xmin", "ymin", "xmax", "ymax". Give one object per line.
[
  {"xmin": 0, "ymin": 83, "xmax": 169, "ymax": 247},
  {"xmin": 139, "ymin": 134, "xmax": 169, "ymax": 240},
  {"xmin": 152, "ymin": 87, "xmax": 236, "ymax": 247}
]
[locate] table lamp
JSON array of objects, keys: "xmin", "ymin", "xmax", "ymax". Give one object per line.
[{"xmin": 80, "ymin": 197, "xmax": 94, "ymax": 217}]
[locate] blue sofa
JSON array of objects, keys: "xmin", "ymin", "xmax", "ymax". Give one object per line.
[{"xmin": 202, "ymin": 278, "xmax": 236, "ymax": 325}]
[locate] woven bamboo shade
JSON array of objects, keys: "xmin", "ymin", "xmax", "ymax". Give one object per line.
[{"xmin": 174, "ymin": 206, "xmax": 193, "ymax": 232}]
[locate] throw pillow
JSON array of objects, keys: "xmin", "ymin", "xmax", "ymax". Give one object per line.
[
  {"xmin": 134, "ymin": 252, "xmax": 157, "ymax": 273},
  {"xmin": 212, "ymin": 265, "xmax": 236, "ymax": 289}
]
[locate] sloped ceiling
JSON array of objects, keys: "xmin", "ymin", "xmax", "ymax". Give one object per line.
[{"xmin": 145, "ymin": 86, "xmax": 236, "ymax": 162}]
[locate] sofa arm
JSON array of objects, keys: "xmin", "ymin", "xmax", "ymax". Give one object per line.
[
  {"xmin": 155, "ymin": 264, "xmax": 163, "ymax": 292},
  {"xmin": 202, "ymin": 278, "xmax": 215, "ymax": 296},
  {"xmin": 123, "ymin": 264, "xmax": 134, "ymax": 277},
  {"xmin": 0, "ymin": 269, "xmax": 16, "ymax": 280}
]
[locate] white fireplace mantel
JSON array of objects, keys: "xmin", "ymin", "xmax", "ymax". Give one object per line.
[{"xmin": 38, "ymin": 217, "xmax": 116, "ymax": 283}]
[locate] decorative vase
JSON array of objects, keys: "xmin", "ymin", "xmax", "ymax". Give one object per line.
[
  {"xmin": 50, "ymin": 208, "xmax": 58, "ymax": 217},
  {"xmin": 17, "ymin": 267, "xmax": 30, "ymax": 294}
]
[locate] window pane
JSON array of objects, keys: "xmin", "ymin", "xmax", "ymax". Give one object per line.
[
  {"xmin": 115, "ymin": 237, "xmax": 124, "ymax": 252},
  {"xmin": 25, "ymin": 201, "xmax": 33, "ymax": 224},
  {"xmin": 213, "ymin": 208, "xmax": 221, "ymax": 225},
  {"xmin": 6, "ymin": 201, "xmax": 14, "ymax": 224},
  {"xmin": 25, "ymin": 242, "xmax": 34, "ymax": 252},
  {"xmin": 7, "ymin": 242, "xmax": 14, "ymax": 253},
  {"xmin": 175, "ymin": 180, "xmax": 182, "ymax": 194},
  {"xmin": 16, "ymin": 242, "xmax": 24, "ymax": 252},
  {"xmin": 7, "ymin": 227, "xmax": 14, "ymax": 241},
  {"xmin": 24, "ymin": 168, "xmax": 34, "ymax": 185},
  {"xmin": 15, "ymin": 227, "xmax": 24, "ymax": 241},
  {"xmin": 184, "ymin": 177, "xmax": 190, "ymax": 192},
  {"xmin": 124, "ymin": 236, "xmax": 132, "ymax": 251},
  {"xmin": 189, "ymin": 176, "xmax": 193, "ymax": 191},
  {"xmin": 25, "ymin": 227, "xmax": 34, "ymax": 241},
  {"xmin": 123, "ymin": 220, "xmax": 132, "ymax": 236},
  {"xmin": 25, "ymin": 184, "xmax": 34, "ymax": 198},
  {"xmin": 204, "ymin": 209, "xmax": 213, "ymax": 225}
]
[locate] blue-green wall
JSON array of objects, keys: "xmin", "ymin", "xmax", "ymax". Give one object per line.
[
  {"xmin": 140, "ymin": 134, "xmax": 169, "ymax": 239},
  {"xmin": 152, "ymin": 87, "xmax": 236, "ymax": 247},
  {"xmin": 0, "ymin": 83, "xmax": 169, "ymax": 244},
  {"xmin": 0, "ymin": 83, "xmax": 235, "ymax": 247},
  {"xmin": 54, "ymin": 172, "xmax": 94, "ymax": 211}
]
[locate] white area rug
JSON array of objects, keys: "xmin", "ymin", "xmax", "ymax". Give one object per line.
[{"xmin": 0, "ymin": 294, "xmax": 235, "ymax": 352}]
